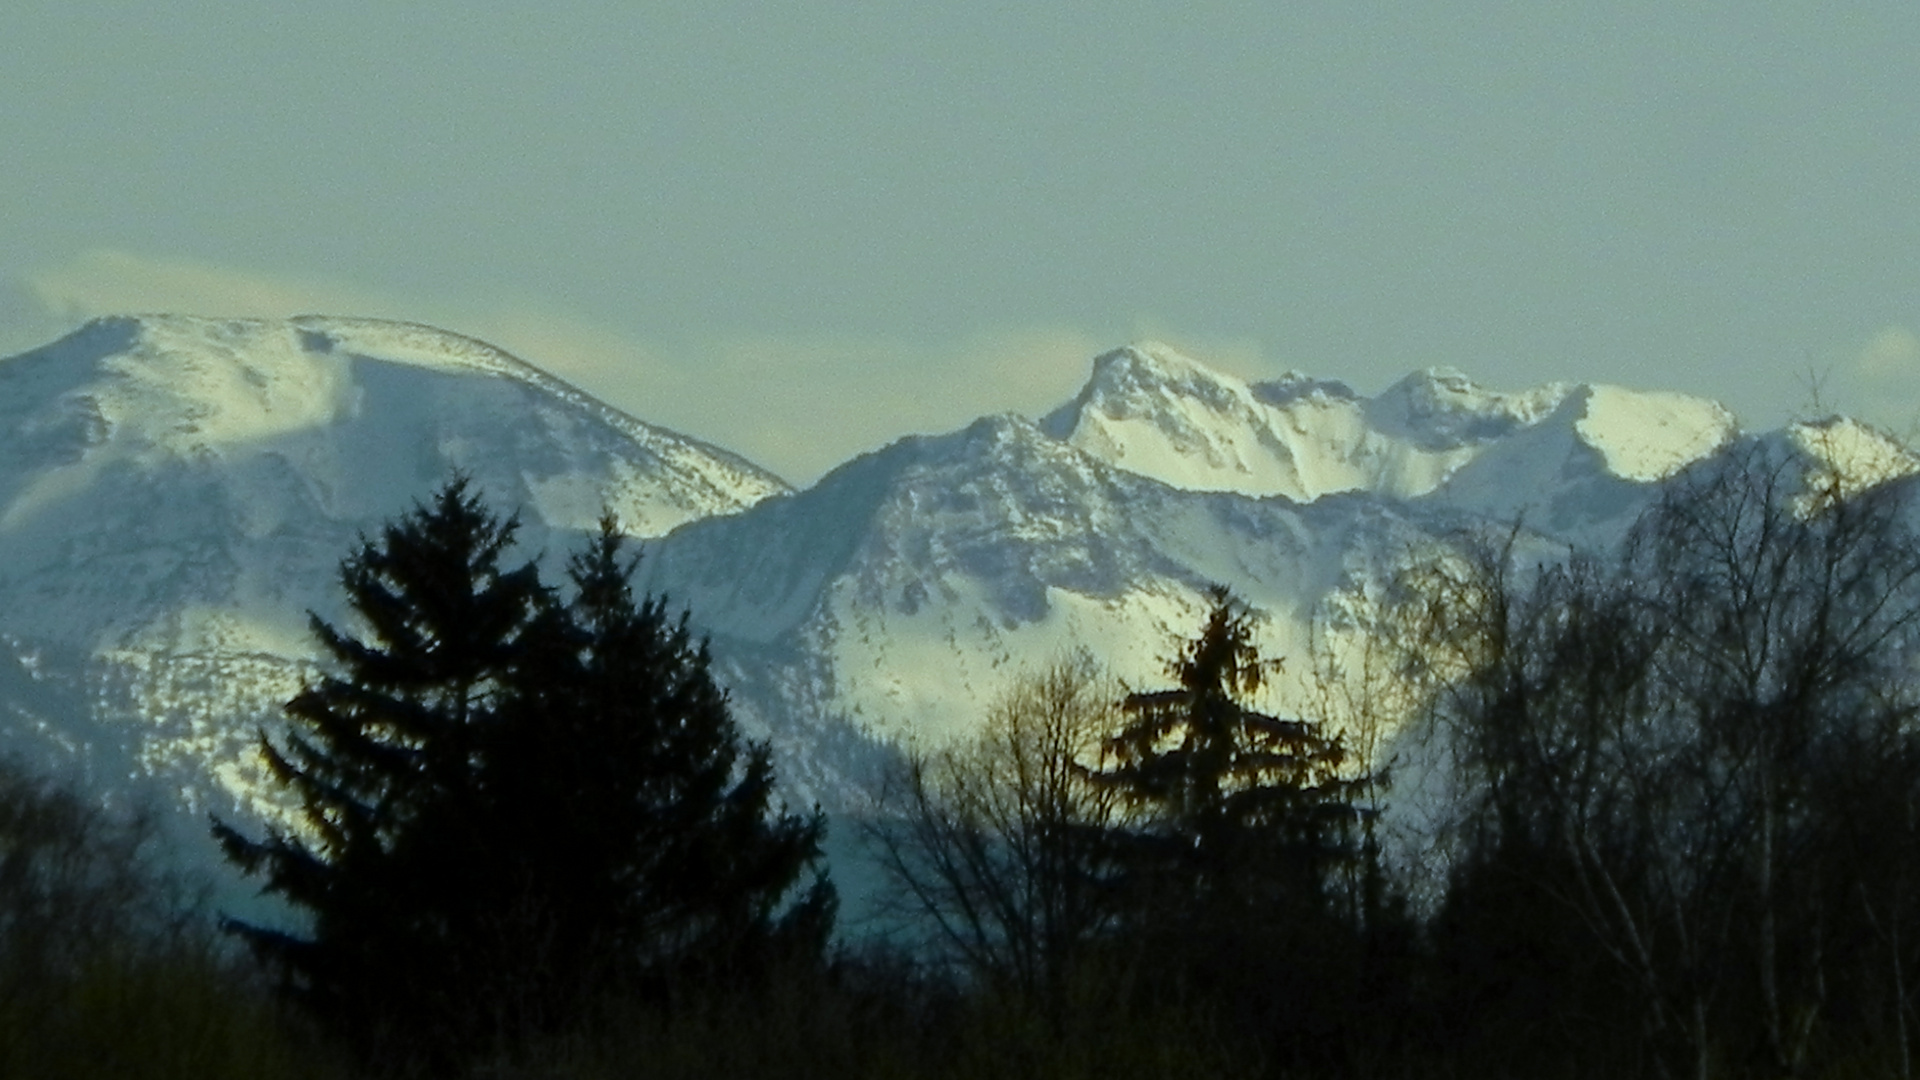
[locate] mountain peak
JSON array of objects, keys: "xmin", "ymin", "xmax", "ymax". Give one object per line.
[
  {"xmin": 1093, "ymin": 340, "xmax": 1215, "ymax": 374},
  {"xmin": 1081, "ymin": 341, "xmax": 1247, "ymax": 405},
  {"xmin": 0, "ymin": 315, "xmax": 1863, "ymax": 851},
  {"xmin": 1366, "ymin": 366, "xmax": 1570, "ymax": 449},
  {"xmin": 287, "ymin": 315, "xmax": 558, "ymax": 383},
  {"xmin": 1032, "ymin": 342, "xmax": 1754, "ymax": 508},
  {"xmin": 1041, "ymin": 343, "xmax": 1255, "ymax": 439},
  {"xmin": 1249, "ymin": 370, "xmax": 1359, "ymax": 408},
  {"xmin": 1781, "ymin": 415, "xmax": 1917, "ymax": 495},
  {"xmin": 0, "ymin": 313, "xmax": 788, "ymax": 545}
]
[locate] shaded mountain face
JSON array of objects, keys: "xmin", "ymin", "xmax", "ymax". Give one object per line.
[
  {"xmin": 0, "ymin": 319, "xmax": 1896, "ymax": 842},
  {"xmin": 640, "ymin": 412, "xmax": 1450, "ymax": 755}
]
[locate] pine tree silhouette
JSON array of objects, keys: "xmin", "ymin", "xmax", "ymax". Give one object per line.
[
  {"xmin": 479, "ymin": 518, "xmax": 833, "ymax": 1014},
  {"xmin": 1096, "ymin": 585, "xmax": 1363, "ymax": 903},
  {"xmin": 214, "ymin": 479, "xmax": 831, "ymax": 1072},
  {"xmin": 1091, "ymin": 586, "xmax": 1376, "ymax": 1067}
]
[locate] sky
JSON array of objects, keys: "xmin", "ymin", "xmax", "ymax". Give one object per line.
[{"xmin": 5, "ymin": 2, "xmax": 1920, "ymax": 484}]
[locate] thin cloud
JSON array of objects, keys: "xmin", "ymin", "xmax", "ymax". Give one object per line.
[
  {"xmin": 0, "ymin": 274, "xmax": 67, "ymax": 358},
  {"xmin": 10, "ymin": 250, "xmax": 1136, "ymax": 486},
  {"xmin": 1856, "ymin": 325, "xmax": 1920, "ymax": 381},
  {"xmin": 1812, "ymin": 324, "xmax": 1920, "ymax": 444},
  {"xmin": 28, "ymin": 250, "xmax": 404, "ymax": 325},
  {"xmin": 647, "ymin": 327, "xmax": 1106, "ymax": 483}
]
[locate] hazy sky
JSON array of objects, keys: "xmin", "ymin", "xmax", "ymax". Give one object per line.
[{"xmin": 6, "ymin": 2, "xmax": 1919, "ymax": 483}]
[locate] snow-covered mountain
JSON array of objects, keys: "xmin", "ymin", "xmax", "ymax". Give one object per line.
[
  {"xmin": 1041, "ymin": 343, "xmax": 1736, "ymax": 511},
  {"xmin": 641, "ymin": 344, "xmax": 1766, "ymax": 794},
  {"xmin": 0, "ymin": 314, "xmax": 785, "ymax": 818},
  {"xmin": 0, "ymin": 318, "xmax": 1900, "ymax": 849},
  {"xmin": 640, "ymin": 412, "xmax": 1445, "ymax": 754}
]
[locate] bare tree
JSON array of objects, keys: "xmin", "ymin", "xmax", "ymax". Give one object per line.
[
  {"xmin": 0, "ymin": 759, "xmax": 204, "ymax": 1020},
  {"xmin": 1417, "ymin": 439, "xmax": 1920, "ymax": 1078},
  {"xmin": 866, "ymin": 652, "xmax": 1124, "ymax": 1018}
]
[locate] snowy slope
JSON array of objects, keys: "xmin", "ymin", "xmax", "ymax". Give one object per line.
[
  {"xmin": 0, "ymin": 316, "xmax": 1887, "ymax": 833},
  {"xmin": 0, "ymin": 315, "xmax": 784, "ymax": 649},
  {"xmin": 0, "ymin": 315, "xmax": 788, "ymax": 817},
  {"xmin": 1041, "ymin": 344, "xmax": 1738, "ymax": 521},
  {"xmin": 629, "ymin": 345, "xmax": 1823, "ymax": 812},
  {"xmin": 642, "ymin": 411, "xmax": 1464, "ymax": 783}
]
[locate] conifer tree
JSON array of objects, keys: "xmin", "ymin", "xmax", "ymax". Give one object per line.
[
  {"xmin": 214, "ymin": 477, "xmax": 548, "ymax": 1064},
  {"xmin": 214, "ymin": 481, "xmax": 832, "ymax": 1072},
  {"xmin": 1096, "ymin": 585, "xmax": 1365, "ymax": 907},
  {"xmin": 477, "ymin": 519, "xmax": 833, "ymax": 1015},
  {"xmin": 1092, "ymin": 586, "xmax": 1377, "ymax": 1068}
]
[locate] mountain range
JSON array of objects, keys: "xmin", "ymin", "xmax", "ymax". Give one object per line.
[{"xmin": 0, "ymin": 314, "xmax": 1905, "ymax": 866}]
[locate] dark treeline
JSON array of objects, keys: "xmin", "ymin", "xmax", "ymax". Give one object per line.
[
  {"xmin": 5, "ymin": 439, "xmax": 1920, "ymax": 1078},
  {"xmin": 867, "ymin": 434, "xmax": 1920, "ymax": 1080},
  {"xmin": 1406, "ymin": 438, "xmax": 1920, "ymax": 1080}
]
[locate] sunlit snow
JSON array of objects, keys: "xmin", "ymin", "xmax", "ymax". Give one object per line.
[{"xmin": 0, "ymin": 314, "xmax": 1901, "ymax": 847}]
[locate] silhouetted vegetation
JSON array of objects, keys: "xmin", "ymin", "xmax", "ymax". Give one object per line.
[
  {"xmin": 214, "ymin": 478, "xmax": 832, "ymax": 1075},
  {"xmin": 867, "ymin": 652, "xmax": 1127, "ymax": 1024},
  {"xmin": 873, "ymin": 590, "xmax": 1408, "ymax": 1076},
  {"xmin": 1410, "ymin": 439, "xmax": 1920, "ymax": 1078},
  {"xmin": 0, "ymin": 758, "xmax": 343, "ymax": 1079},
  {"xmin": 23, "ymin": 445, "xmax": 1920, "ymax": 1077},
  {"xmin": 1087, "ymin": 585, "xmax": 1402, "ymax": 1075}
]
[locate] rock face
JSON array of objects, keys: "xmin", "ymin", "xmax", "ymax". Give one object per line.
[{"xmin": 0, "ymin": 318, "xmax": 1896, "ymax": 852}]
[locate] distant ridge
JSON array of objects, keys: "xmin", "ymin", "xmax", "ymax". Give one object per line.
[
  {"xmin": 1040, "ymin": 340, "xmax": 1737, "ymax": 509},
  {"xmin": 0, "ymin": 314, "xmax": 792, "ymax": 825},
  {"xmin": 0, "ymin": 315, "xmax": 1907, "ymax": 847}
]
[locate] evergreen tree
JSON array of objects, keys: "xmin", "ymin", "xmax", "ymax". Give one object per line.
[
  {"xmin": 1092, "ymin": 586, "xmax": 1377, "ymax": 1068},
  {"xmin": 478, "ymin": 519, "xmax": 833, "ymax": 1017},
  {"xmin": 1096, "ymin": 585, "xmax": 1365, "ymax": 906},
  {"xmin": 214, "ymin": 481, "xmax": 832, "ymax": 1072},
  {"xmin": 214, "ymin": 477, "xmax": 548, "ymax": 1065}
]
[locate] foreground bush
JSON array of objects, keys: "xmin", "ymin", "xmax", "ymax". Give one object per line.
[
  {"xmin": 0, "ymin": 756, "xmax": 344, "ymax": 1079},
  {"xmin": 492, "ymin": 954, "xmax": 1246, "ymax": 1080},
  {"xmin": 0, "ymin": 942, "xmax": 345, "ymax": 1080}
]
